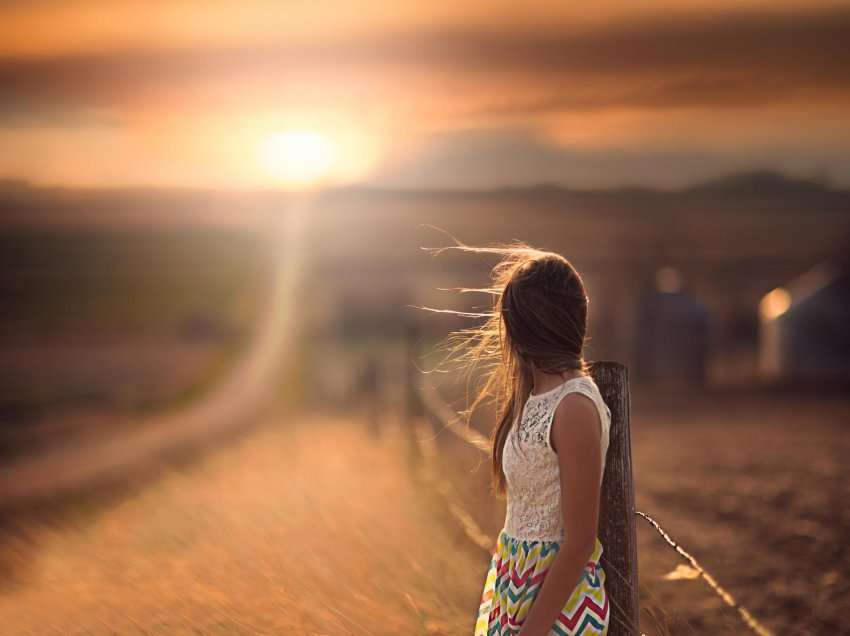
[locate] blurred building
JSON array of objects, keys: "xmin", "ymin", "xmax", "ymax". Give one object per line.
[
  {"xmin": 759, "ymin": 261, "xmax": 850, "ymax": 383},
  {"xmin": 634, "ymin": 267, "xmax": 711, "ymax": 387}
]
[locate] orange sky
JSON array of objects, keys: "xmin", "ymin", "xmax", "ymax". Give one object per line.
[{"xmin": 1, "ymin": 1, "xmax": 849, "ymax": 189}]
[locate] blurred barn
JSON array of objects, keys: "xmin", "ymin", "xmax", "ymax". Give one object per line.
[
  {"xmin": 634, "ymin": 267, "xmax": 710, "ymax": 387},
  {"xmin": 759, "ymin": 260, "xmax": 850, "ymax": 383}
]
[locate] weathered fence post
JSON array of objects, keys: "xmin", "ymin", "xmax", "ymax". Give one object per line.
[
  {"xmin": 404, "ymin": 320, "xmax": 424, "ymax": 419},
  {"xmin": 359, "ymin": 354, "xmax": 381, "ymax": 438},
  {"xmin": 590, "ymin": 361, "xmax": 640, "ymax": 635},
  {"xmin": 403, "ymin": 320, "xmax": 425, "ymax": 467}
]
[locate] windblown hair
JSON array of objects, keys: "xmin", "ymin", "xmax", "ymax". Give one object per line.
[{"xmin": 423, "ymin": 237, "xmax": 590, "ymax": 497}]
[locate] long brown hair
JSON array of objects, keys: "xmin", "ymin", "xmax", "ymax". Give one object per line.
[{"xmin": 423, "ymin": 237, "xmax": 590, "ymax": 497}]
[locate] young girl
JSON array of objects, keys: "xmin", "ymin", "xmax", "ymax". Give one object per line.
[{"xmin": 432, "ymin": 242, "xmax": 611, "ymax": 636}]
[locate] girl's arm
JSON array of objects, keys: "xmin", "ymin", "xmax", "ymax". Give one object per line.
[{"xmin": 517, "ymin": 393, "xmax": 603, "ymax": 636}]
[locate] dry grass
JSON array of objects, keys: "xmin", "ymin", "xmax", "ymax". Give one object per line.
[
  {"xmin": 2, "ymin": 390, "xmax": 846, "ymax": 635},
  {"xmin": 0, "ymin": 412, "xmax": 485, "ymax": 635}
]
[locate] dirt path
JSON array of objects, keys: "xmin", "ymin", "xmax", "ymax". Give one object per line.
[
  {"xmin": 0, "ymin": 201, "xmax": 306, "ymax": 506},
  {"xmin": 0, "ymin": 414, "xmax": 487, "ymax": 635}
]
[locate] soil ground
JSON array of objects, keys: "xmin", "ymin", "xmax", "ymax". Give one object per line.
[{"xmin": 433, "ymin": 389, "xmax": 850, "ymax": 636}]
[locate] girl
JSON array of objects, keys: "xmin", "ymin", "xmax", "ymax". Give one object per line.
[{"xmin": 431, "ymin": 241, "xmax": 612, "ymax": 636}]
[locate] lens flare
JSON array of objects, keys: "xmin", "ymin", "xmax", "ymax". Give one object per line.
[{"xmin": 257, "ymin": 129, "xmax": 337, "ymax": 186}]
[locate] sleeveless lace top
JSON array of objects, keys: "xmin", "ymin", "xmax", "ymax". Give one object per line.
[{"xmin": 502, "ymin": 375, "xmax": 611, "ymax": 542}]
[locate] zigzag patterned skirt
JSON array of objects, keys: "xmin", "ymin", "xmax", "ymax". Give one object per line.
[{"xmin": 474, "ymin": 529, "xmax": 609, "ymax": 636}]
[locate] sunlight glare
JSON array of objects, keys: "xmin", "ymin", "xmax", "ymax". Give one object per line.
[{"xmin": 258, "ymin": 129, "xmax": 337, "ymax": 186}]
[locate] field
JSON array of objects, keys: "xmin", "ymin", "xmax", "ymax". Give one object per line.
[
  {"xmin": 0, "ymin": 229, "xmax": 273, "ymax": 431},
  {"xmin": 1, "ymin": 184, "xmax": 848, "ymax": 635},
  {"xmin": 626, "ymin": 390, "xmax": 848, "ymax": 635},
  {"xmin": 420, "ymin": 385, "xmax": 850, "ymax": 636},
  {"xmin": 0, "ymin": 387, "xmax": 846, "ymax": 635},
  {"xmin": 0, "ymin": 410, "xmax": 487, "ymax": 635}
]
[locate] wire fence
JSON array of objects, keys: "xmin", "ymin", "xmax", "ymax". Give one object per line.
[{"xmin": 414, "ymin": 382, "xmax": 775, "ymax": 636}]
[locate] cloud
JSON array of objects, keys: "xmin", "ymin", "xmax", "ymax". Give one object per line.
[
  {"xmin": 1, "ymin": 4, "xmax": 849, "ymax": 126},
  {"xmin": 2, "ymin": 4, "xmax": 849, "ymax": 188},
  {"xmin": 0, "ymin": 102, "xmax": 122, "ymax": 128}
]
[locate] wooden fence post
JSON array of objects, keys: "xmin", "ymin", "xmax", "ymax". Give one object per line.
[
  {"xmin": 403, "ymin": 320, "xmax": 425, "ymax": 468},
  {"xmin": 404, "ymin": 320, "xmax": 424, "ymax": 419},
  {"xmin": 590, "ymin": 361, "xmax": 640, "ymax": 635}
]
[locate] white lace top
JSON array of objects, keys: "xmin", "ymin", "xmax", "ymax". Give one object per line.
[{"xmin": 502, "ymin": 375, "xmax": 611, "ymax": 542}]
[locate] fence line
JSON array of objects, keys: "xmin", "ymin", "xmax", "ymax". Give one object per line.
[
  {"xmin": 416, "ymin": 382, "xmax": 775, "ymax": 636},
  {"xmin": 634, "ymin": 512, "xmax": 773, "ymax": 636},
  {"xmin": 411, "ymin": 407, "xmax": 645, "ymax": 636},
  {"xmin": 419, "ymin": 383, "xmax": 491, "ymax": 451},
  {"xmin": 412, "ymin": 414, "xmax": 493, "ymax": 552}
]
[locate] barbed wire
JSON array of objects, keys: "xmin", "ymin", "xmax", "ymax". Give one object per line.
[
  {"xmin": 411, "ymin": 414, "xmax": 493, "ymax": 552},
  {"xmin": 411, "ymin": 409, "xmax": 646, "ymax": 636},
  {"xmin": 415, "ymin": 382, "xmax": 775, "ymax": 636},
  {"xmin": 634, "ymin": 511, "xmax": 773, "ymax": 636},
  {"xmin": 419, "ymin": 384, "xmax": 491, "ymax": 452}
]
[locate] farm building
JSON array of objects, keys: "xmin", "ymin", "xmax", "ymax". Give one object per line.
[
  {"xmin": 758, "ymin": 261, "xmax": 850, "ymax": 383},
  {"xmin": 633, "ymin": 267, "xmax": 711, "ymax": 387}
]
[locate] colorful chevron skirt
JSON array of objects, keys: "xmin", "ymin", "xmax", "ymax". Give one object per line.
[{"xmin": 474, "ymin": 529, "xmax": 609, "ymax": 636}]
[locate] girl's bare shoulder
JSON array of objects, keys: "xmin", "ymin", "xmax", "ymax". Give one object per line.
[{"xmin": 550, "ymin": 392, "xmax": 602, "ymax": 454}]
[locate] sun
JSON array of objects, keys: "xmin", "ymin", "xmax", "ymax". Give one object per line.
[{"xmin": 257, "ymin": 129, "xmax": 338, "ymax": 186}]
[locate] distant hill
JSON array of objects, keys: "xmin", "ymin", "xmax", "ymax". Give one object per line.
[
  {"xmin": 683, "ymin": 170, "xmax": 836, "ymax": 196},
  {"xmin": 349, "ymin": 170, "xmax": 837, "ymax": 198},
  {"xmin": 1, "ymin": 171, "xmax": 847, "ymax": 231}
]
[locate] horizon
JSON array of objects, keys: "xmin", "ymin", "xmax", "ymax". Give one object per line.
[{"xmin": 1, "ymin": 167, "xmax": 845, "ymax": 197}]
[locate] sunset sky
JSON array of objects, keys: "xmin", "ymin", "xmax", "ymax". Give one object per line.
[{"xmin": 1, "ymin": 0, "xmax": 849, "ymax": 190}]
